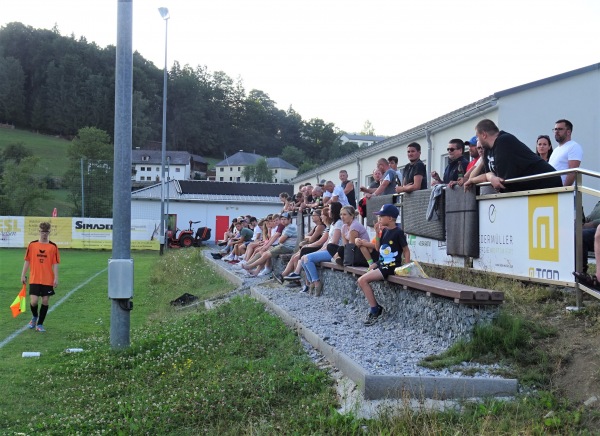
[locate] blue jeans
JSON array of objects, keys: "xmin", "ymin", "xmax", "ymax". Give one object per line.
[{"xmin": 301, "ymin": 250, "xmax": 331, "ymax": 283}]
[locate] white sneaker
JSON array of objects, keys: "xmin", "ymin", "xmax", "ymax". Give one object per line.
[{"xmin": 257, "ymin": 268, "xmax": 272, "ymax": 277}]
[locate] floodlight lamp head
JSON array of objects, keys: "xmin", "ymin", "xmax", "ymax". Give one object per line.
[{"xmin": 158, "ymin": 7, "xmax": 170, "ymax": 20}]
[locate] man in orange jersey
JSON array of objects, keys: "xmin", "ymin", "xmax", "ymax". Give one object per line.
[{"xmin": 21, "ymin": 222, "xmax": 60, "ymax": 333}]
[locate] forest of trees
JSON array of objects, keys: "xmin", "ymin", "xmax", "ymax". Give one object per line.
[{"xmin": 0, "ymin": 22, "xmax": 364, "ymax": 174}]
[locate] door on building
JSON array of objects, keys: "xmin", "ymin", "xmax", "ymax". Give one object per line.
[{"xmin": 215, "ymin": 215, "xmax": 230, "ymax": 242}]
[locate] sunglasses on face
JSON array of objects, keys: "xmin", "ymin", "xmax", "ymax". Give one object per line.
[{"xmin": 447, "ymin": 148, "xmax": 457, "ymax": 152}]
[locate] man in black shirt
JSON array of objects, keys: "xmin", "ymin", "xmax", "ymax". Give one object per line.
[
  {"xmin": 396, "ymin": 142, "xmax": 428, "ymax": 194},
  {"xmin": 465, "ymin": 119, "xmax": 563, "ymax": 193},
  {"xmin": 431, "ymin": 139, "xmax": 469, "ymax": 185}
]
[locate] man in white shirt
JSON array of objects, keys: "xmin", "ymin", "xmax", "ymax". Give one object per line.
[
  {"xmin": 549, "ymin": 119, "xmax": 583, "ymax": 186},
  {"xmin": 322, "ymin": 181, "xmax": 350, "ymax": 206}
]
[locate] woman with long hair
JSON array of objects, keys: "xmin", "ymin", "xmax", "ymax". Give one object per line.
[
  {"xmin": 333, "ymin": 205, "xmax": 370, "ymax": 266},
  {"xmin": 536, "ymin": 135, "xmax": 553, "ymax": 162},
  {"xmin": 276, "ymin": 208, "xmax": 328, "ymax": 283},
  {"xmin": 284, "ymin": 202, "xmax": 343, "ymax": 296}
]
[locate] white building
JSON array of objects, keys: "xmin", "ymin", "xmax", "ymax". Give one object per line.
[
  {"xmin": 131, "ymin": 180, "xmax": 294, "ymax": 241},
  {"xmin": 294, "ymin": 62, "xmax": 600, "ymax": 212},
  {"xmin": 132, "ymin": 150, "xmax": 207, "ymax": 182},
  {"xmin": 214, "ymin": 151, "xmax": 298, "ymax": 183}
]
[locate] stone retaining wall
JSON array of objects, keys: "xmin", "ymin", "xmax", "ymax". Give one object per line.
[{"xmin": 272, "ymin": 256, "xmax": 499, "ymax": 347}]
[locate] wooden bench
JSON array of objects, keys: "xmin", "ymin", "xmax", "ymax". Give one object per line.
[{"xmin": 319, "ymin": 262, "xmax": 503, "ymax": 305}]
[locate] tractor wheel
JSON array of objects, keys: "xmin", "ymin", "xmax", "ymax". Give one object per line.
[{"xmin": 180, "ymin": 235, "xmax": 194, "ymax": 247}]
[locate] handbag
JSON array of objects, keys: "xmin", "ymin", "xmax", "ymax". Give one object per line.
[
  {"xmin": 343, "ymin": 243, "xmax": 369, "ymax": 267},
  {"xmin": 343, "ymin": 243, "xmax": 356, "ymax": 266}
]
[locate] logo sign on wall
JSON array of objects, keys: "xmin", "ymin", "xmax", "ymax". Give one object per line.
[
  {"xmin": 474, "ymin": 192, "xmax": 574, "ymax": 283},
  {"xmin": 528, "ymin": 194, "xmax": 559, "ymax": 262}
]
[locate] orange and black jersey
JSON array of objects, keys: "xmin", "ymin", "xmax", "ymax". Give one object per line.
[{"xmin": 24, "ymin": 240, "xmax": 60, "ymax": 286}]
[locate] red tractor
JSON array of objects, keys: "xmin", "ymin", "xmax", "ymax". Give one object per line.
[{"xmin": 166, "ymin": 217, "xmax": 211, "ymax": 248}]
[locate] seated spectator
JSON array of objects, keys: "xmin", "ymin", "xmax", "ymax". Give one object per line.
[
  {"xmin": 242, "ymin": 212, "xmax": 297, "ymax": 277},
  {"xmin": 323, "ymin": 181, "xmax": 350, "ymax": 207},
  {"xmin": 276, "ymin": 208, "xmax": 330, "ymax": 283},
  {"xmin": 284, "ymin": 202, "xmax": 343, "ymax": 295},
  {"xmin": 332, "ymin": 205, "xmax": 370, "ymax": 266},
  {"xmin": 431, "ymin": 139, "xmax": 468, "ymax": 186},
  {"xmin": 298, "ymin": 209, "xmax": 326, "ymax": 247},
  {"xmin": 357, "ymin": 204, "xmax": 410, "ymax": 326},
  {"xmin": 536, "ymin": 135, "xmax": 553, "ymax": 162},
  {"xmin": 239, "ymin": 214, "xmax": 276, "ymax": 266},
  {"xmin": 223, "ymin": 220, "xmax": 254, "ymax": 262},
  {"xmin": 464, "ymin": 119, "xmax": 563, "ymax": 192},
  {"xmin": 395, "ymin": 142, "xmax": 427, "ymax": 194}
]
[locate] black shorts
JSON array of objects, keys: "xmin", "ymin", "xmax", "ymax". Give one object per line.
[
  {"xmin": 29, "ymin": 284, "xmax": 55, "ymax": 297},
  {"xmin": 377, "ymin": 263, "xmax": 396, "ymax": 279}
]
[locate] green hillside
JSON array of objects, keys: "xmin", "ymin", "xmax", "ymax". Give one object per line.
[{"xmin": 0, "ymin": 128, "xmax": 71, "ymax": 177}]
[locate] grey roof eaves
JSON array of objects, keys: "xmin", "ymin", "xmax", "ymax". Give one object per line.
[
  {"xmin": 494, "ymin": 62, "xmax": 600, "ymax": 99},
  {"xmin": 293, "ymin": 96, "xmax": 498, "ymax": 182}
]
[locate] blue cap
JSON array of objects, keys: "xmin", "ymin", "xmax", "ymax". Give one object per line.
[
  {"xmin": 466, "ymin": 135, "xmax": 478, "ymax": 146},
  {"xmin": 373, "ymin": 204, "xmax": 399, "ymax": 218},
  {"xmin": 280, "ymin": 212, "xmax": 292, "ymax": 219}
]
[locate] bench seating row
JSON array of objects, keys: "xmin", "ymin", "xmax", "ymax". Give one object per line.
[{"xmin": 318, "ymin": 262, "xmax": 504, "ymax": 305}]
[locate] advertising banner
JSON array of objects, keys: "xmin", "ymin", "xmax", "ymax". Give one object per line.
[
  {"xmin": 473, "ymin": 192, "xmax": 574, "ymax": 283},
  {"xmin": 406, "ymin": 233, "xmax": 465, "ymax": 268},
  {"xmin": 0, "ymin": 217, "xmax": 25, "ymax": 248},
  {"xmin": 0, "ymin": 216, "xmax": 159, "ymax": 250}
]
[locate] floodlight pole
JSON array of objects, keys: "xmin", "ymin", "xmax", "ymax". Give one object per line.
[
  {"xmin": 159, "ymin": 6, "xmax": 170, "ymax": 255},
  {"xmin": 110, "ymin": 0, "xmax": 134, "ymax": 349}
]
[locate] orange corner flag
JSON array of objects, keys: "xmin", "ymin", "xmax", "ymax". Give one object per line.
[{"xmin": 10, "ymin": 284, "xmax": 27, "ymax": 318}]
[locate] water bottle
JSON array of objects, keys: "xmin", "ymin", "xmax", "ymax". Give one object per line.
[{"xmin": 22, "ymin": 352, "xmax": 41, "ymax": 357}]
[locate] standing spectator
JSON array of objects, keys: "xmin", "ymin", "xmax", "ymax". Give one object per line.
[
  {"xmin": 465, "ymin": 138, "xmax": 480, "ymax": 172},
  {"xmin": 358, "ymin": 168, "xmax": 382, "ymax": 218},
  {"xmin": 431, "ymin": 139, "xmax": 469, "ymax": 186},
  {"xmin": 388, "ymin": 156, "xmax": 403, "ymax": 187},
  {"xmin": 339, "ymin": 169, "xmax": 356, "ymax": 208},
  {"xmin": 21, "ymin": 222, "xmax": 60, "ymax": 333},
  {"xmin": 535, "ymin": 135, "xmax": 553, "ymax": 162},
  {"xmin": 549, "ymin": 119, "xmax": 583, "ymax": 186},
  {"xmin": 323, "ymin": 181, "xmax": 349, "ymax": 206},
  {"xmin": 465, "ymin": 119, "xmax": 563, "ymax": 192},
  {"xmin": 357, "ymin": 205, "xmax": 410, "ymax": 326},
  {"xmin": 395, "ymin": 142, "xmax": 427, "ymax": 194},
  {"xmin": 364, "ymin": 158, "xmax": 397, "ymax": 199}
]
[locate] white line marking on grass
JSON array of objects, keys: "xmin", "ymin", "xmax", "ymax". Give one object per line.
[{"xmin": 0, "ymin": 268, "xmax": 107, "ymax": 350}]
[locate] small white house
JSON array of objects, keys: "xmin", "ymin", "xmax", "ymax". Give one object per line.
[
  {"xmin": 215, "ymin": 151, "xmax": 298, "ymax": 183},
  {"xmin": 132, "ymin": 150, "xmax": 207, "ymax": 182}
]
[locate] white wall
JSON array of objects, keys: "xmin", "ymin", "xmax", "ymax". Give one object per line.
[{"xmin": 131, "ymin": 199, "xmax": 282, "ymax": 241}]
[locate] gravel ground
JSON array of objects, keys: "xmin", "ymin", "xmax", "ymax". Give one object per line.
[{"xmin": 208, "ymin": 250, "xmax": 507, "ymax": 380}]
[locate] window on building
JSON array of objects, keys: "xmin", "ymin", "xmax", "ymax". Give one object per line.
[
  {"xmin": 219, "ymin": 177, "xmax": 224, "ymax": 181},
  {"xmin": 230, "ymin": 167, "xmax": 233, "ymax": 172},
  {"xmin": 219, "ymin": 167, "xmax": 224, "ymax": 172},
  {"xmin": 238, "ymin": 167, "xmax": 241, "ymax": 171},
  {"xmin": 236, "ymin": 177, "xmax": 240, "ymax": 182},
  {"xmin": 175, "ymin": 168, "xmax": 181, "ymax": 172},
  {"xmin": 156, "ymin": 167, "xmax": 159, "ymax": 171},
  {"xmin": 274, "ymin": 169, "xmax": 278, "ymax": 174},
  {"xmin": 230, "ymin": 177, "xmax": 233, "ymax": 181}
]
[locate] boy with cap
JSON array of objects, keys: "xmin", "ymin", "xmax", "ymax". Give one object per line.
[{"xmin": 357, "ymin": 204, "xmax": 410, "ymax": 326}]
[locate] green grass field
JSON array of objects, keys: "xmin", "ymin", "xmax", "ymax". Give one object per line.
[{"xmin": 0, "ymin": 247, "xmax": 595, "ymax": 433}]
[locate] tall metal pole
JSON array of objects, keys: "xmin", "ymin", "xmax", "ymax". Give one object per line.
[
  {"xmin": 109, "ymin": 0, "xmax": 134, "ymax": 349},
  {"xmin": 159, "ymin": 7, "xmax": 170, "ymax": 255}
]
